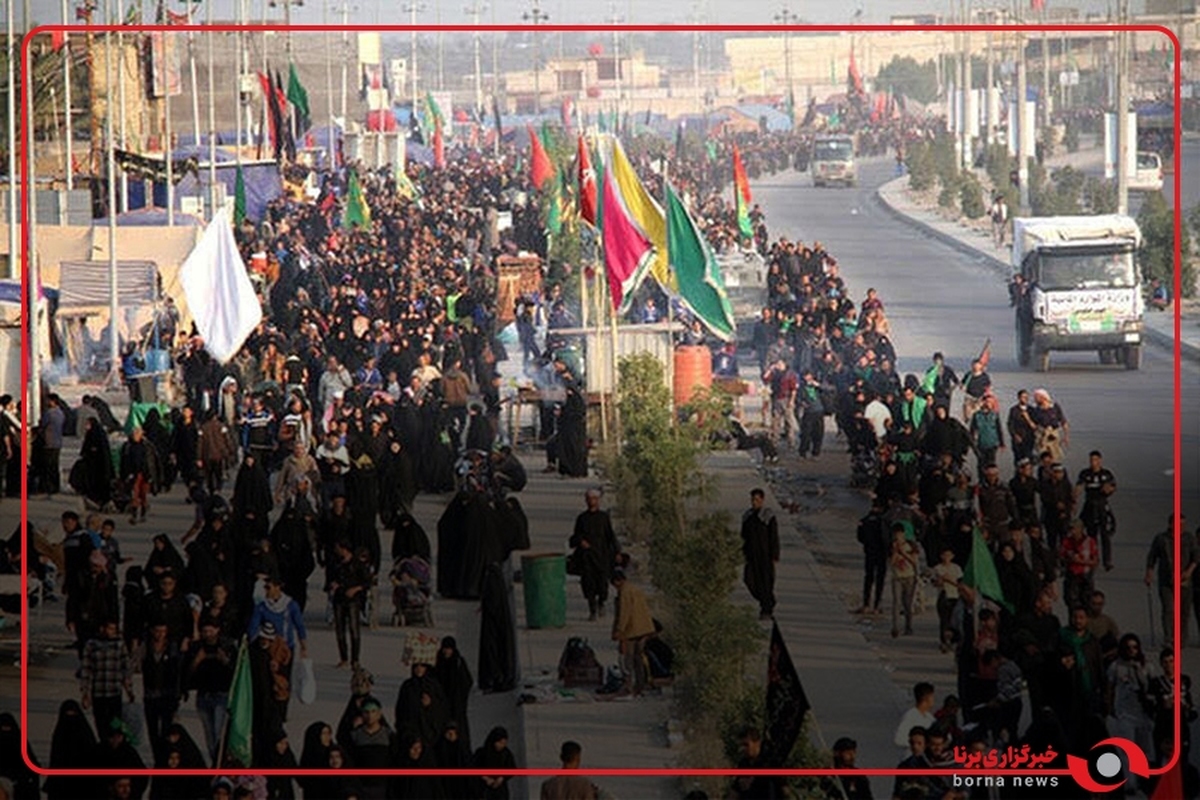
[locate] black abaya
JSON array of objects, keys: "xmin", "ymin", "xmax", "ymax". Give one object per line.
[
  {"xmin": 433, "ymin": 638, "xmax": 474, "ymax": 750},
  {"xmin": 391, "ymin": 513, "xmax": 432, "ymax": 562},
  {"xmin": 77, "ymin": 421, "xmax": 114, "ymax": 508},
  {"xmin": 0, "ymin": 713, "xmax": 39, "ymax": 800},
  {"xmin": 44, "ymin": 701, "xmax": 96, "ymax": 800},
  {"xmin": 741, "ymin": 507, "xmax": 780, "ymax": 617},
  {"xmin": 557, "ymin": 387, "xmax": 588, "ymax": 478},
  {"xmin": 477, "ymin": 564, "xmax": 517, "ymax": 693}
]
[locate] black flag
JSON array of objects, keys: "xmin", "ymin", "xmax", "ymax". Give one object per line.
[
  {"xmin": 491, "ymin": 94, "xmax": 503, "ymax": 139},
  {"xmin": 409, "ymin": 107, "xmax": 425, "ymax": 145},
  {"xmin": 764, "ymin": 621, "xmax": 809, "ymax": 766}
]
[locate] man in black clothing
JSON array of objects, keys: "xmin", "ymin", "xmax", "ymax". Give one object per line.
[
  {"xmin": 186, "ymin": 619, "xmax": 237, "ymax": 763},
  {"xmin": 856, "ymin": 502, "xmax": 888, "ymax": 614},
  {"xmin": 569, "ymin": 489, "xmax": 620, "ymax": 621},
  {"xmin": 145, "ymin": 572, "xmax": 193, "ymax": 655},
  {"xmin": 729, "ymin": 727, "xmax": 785, "ymax": 800},
  {"xmin": 892, "ymin": 727, "xmax": 933, "ymax": 800},
  {"xmin": 741, "ymin": 489, "xmax": 780, "ymax": 620},
  {"xmin": 1145, "ymin": 514, "xmax": 1197, "ymax": 647},
  {"xmin": 1006, "ymin": 390, "xmax": 1036, "ymax": 466},
  {"xmin": 1077, "ymin": 450, "xmax": 1117, "ymax": 571},
  {"xmin": 328, "ymin": 539, "xmax": 371, "ymax": 668}
]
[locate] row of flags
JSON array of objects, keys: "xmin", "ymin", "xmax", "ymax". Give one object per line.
[{"xmin": 524, "ymin": 126, "xmax": 740, "ymax": 341}]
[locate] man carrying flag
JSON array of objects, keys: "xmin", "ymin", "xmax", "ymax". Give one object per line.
[{"xmin": 220, "ymin": 637, "xmax": 253, "ymax": 768}]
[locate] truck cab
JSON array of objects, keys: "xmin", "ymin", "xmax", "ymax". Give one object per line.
[
  {"xmin": 1012, "ymin": 215, "xmax": 1144, "ymax": 371},
  {"xmin": 811, "ymin": 135, "xmax": 856, "ymax": 188}
]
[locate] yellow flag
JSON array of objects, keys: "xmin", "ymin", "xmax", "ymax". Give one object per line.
[{"xmin": 608, "ymin": 137, "xmax": 675, "ymax": 292}]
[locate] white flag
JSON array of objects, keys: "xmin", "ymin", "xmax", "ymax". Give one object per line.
[{"xmin": 180, "ymin": 207, "xmax": 262, "ymax": 364}]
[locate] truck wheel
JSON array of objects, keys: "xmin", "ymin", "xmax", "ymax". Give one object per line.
[
  {"xmin": 1036, "ymin": 349, "xmax": 1051, "ymax": 373},
  {"xmin": 1124, "ymin": 345, "xmax": 1142, "ymax": 370}
]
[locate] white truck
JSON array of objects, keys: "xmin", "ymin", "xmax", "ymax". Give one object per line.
[
  {"xmin": 1012, "ymin": 215, "xmax": 1144, "ymax": 371},
  {"xmin": 810, "ymin": 134, "xmax": 856, "ymax": 188}
]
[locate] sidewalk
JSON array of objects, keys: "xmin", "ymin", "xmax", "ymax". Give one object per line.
[{"xmin": 875, "ymin": 164, "xmax": 1200, "ymax": 364}]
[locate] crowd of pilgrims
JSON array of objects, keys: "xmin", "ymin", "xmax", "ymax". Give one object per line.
[
  {"xmin": 730, "ymin": 158, "xmax": 1193, "ymax": 799},
  {"xmin": 7, "ymin": 118, "xmax": 881, "ymax": 800}
]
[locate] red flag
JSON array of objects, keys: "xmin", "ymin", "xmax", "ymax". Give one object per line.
[
  {"xmin": 1030, "ymin": 0, "xmax": 1045, "ymax": 10},
  {"xmin": 848, "ymin": 47, "xmax": 864, "ymax": 96},
  {"xmin": 732, "ymin": 143, "xmax": 752, "ymax": 206},
  {"xmin": 167, "ymin": 8, "xmax": 188, "ymax": 24},
  {"xmin": 50, "ymin": 31, "xmax": 66, "ymax": 50},
  {"xmin": 304, "ymin": 131, "xmax": 315, "ymax": 149},
  {"xmin": 257, "ymin": 72, "xmax": 279, "ymax": 153},
  {"xmin": 577, "ymin": 135, "xmax": 597, "ymax": 226},
  {"xmin": 977, "ymin": 338, "xmax": 992, "ymax": 370},
  {"xmin": 433, "ymin": 121, "xmax": 446, "ymax": 169},
  {"xmin": 528, "ymin": 124, "xmax": 554, "ymax": 189}
]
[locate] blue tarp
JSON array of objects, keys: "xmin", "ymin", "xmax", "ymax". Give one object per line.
[
  {"xmin": 157, "ymin": 158, "xmax": 283, "ymax": 223},
  {"xmin": 735, "ymin": 104, "xmax": 793, "ymax": 132}
]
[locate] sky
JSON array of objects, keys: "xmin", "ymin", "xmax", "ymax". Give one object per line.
[{"xmin": 25, "ymin": 0, "xmax": 1135, "ymax": 29}]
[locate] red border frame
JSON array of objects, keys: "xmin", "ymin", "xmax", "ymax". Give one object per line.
[{"xmin": 18, "ymin": 21, "xmax": 1183, "ymax": 785}]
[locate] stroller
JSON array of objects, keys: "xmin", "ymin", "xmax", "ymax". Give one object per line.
[{"xmin": 389, "ymin": 556, "xmax": 434, "ymax": 627}]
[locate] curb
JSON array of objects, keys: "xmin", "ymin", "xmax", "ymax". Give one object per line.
[
  {"xmin": 1142, "ymin": 319, "xmax": 1200, "ymax": 364},
  {"xmin": 875, "ymin": 177, "xmax": 1200, "ymax": 365},
  {"xmin": 874, "ymin": 176, "xmax": 1011, "ymax": 279}
]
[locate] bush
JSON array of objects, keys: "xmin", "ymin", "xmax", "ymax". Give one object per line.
[
  {"xmin": 984, "ymin": 143, "xmax": 1014, "ymax": 190},
  {"xmin": 939, "ymin": 174, "xmax": 961, "ymax": 210},
  {"xmin": 1084, "ymin": 176, "xmax": 1116, "ymax": 214},
  {"xmin": 931, "ymin": 132, "xmax": 959, "ymax": 188},
  {"xmin": 906, "ymin": 141, "xmax": 935, "ymax": 192},
  {"xmin": 1040, "ymin": 126, "xmax": 1057, "ymax": 162},
  {"xmin": 1064, "ymin": 122, "xmax": 1080, "ymax": 153},
  {"xmin": 1139, "ymin": 193, "xmax": 1196, "ymax": 298},
  {"xmin": 961, "ymin": 172, "xmax": 986, "ymax": 219}
]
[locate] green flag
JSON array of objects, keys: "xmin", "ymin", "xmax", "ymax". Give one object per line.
[
  {"xmin": 286, "ymin": 62, "xmax": 310, "ymax": 129},
  {"xmin": 233, "ymin": 165, "xmax": 247, "ymax": 226},
  {"xmin": 224, "ymin": 639, "xmax": 253, "ymax": 767},
  {"xmin": 963, "ymin": 528, "xmax": 1011, "ymax": 612},
  {"xmin": 342, "ymin": 169, "xmax": 371, "ymax": 229},
  {"xmin": 665, "ymin": 183, "xmax": 736, "ymax": 341},
  {"xmin": 425, "ymin": 91, "xmax": 444, "ymax": 131},
  {"xmin": 546, "ymin": 171, "xmax": 563, "ymax": 235}
]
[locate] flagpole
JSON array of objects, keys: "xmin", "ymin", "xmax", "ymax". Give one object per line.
[
  {"xmin": 60, "ymin": 0, "xmax": 73, "ymax": 193},
  {"xmin": 187, "ymin": 0, "xmax": 201, "ymax": 150},
  {"xmin": 235, "ymin": 0, "xmax": 243, "ymax": 163},
  {"xmin": 6, "ymin": 0, "xmax": 18, "ymax": 279},
  {"xmin": 206, "ymin": 0, "xmax": 217, "ymax": 220},
  {"xmin": 27, "ymin": 0, "xmax": 42, "ymax": 422}
]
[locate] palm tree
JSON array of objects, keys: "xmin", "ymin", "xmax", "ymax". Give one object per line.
[{"xmin": 0, "ymin": 36, "xmax": 82, "ymax": 164}]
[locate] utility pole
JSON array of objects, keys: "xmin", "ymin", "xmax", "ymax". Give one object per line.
[
  {"xmin": 27, "ymin": 0, "xmax": 41, "ymax": 420},
  {"xmin": 206, "ymin": 0, "xmax": 216, "ymax": 219},
  {"xmin": 404, "ymin": 2, "xmax": 425, "ymax": 110},
  {"xmin": 1041, "ymin": 8, "xmax": 1050, "ymax": 129},
  {"xmin": 1116, "ymin": 0, "xmax": 1129, "ymax": 215},
  {"xmin": 960, "ymin": 0, "xmax": 972, "ymax": 170},
  {"xmin": 105, "ymin": 0, "xmax": 120, "ymax": 386},
  {"xmin": 164, "ymin": 6, "xmax": 174, "ymax": 225},
  {"xmin": 1017, "ymin": 47, "xmax": 1029, "ymax": 213},
  {"xmin": 690, "ymin": 1, "xmax": 702, "ymax": 113},
  {"xmin": 187, "ymin": 0, "xmax": 201, "ymax": 149},
  {"xmin": 985, "ymin": 16, "xmax": 993, "ymax": 146},
  {"xmin": 491, "ymin": 1, "xmax": 498, "ymax": 99},
  {"xmin": 436, "ymin": 0, "xmax": 444, "ymax": 91},
  {"xmin": 607, "ymin": 1, "xmax": 621, "ymax": 127},
  {"xmin": 523, "ymin": 0, "xmax": 549, "ymax": 116},
  {"xmin": 341, "ymin": 3, "xmax": 350, "ymax": 140},
  {"xmin": 774, "ymin": 4, "xmax": 799, "ymax": 125},
  {"xmin": 466, "ymin": 2, "xmax": 487, "ymax": 119},
  {"xmin": 116, "ymin": 0, "xmax": 128, "ymax": 211}
]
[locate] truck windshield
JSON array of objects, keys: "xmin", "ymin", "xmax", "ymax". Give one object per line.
[
  {"xmin": 1037, "ymin": 249, "xmax": 1136, "ymax": 290},
  {"xmin": 813, "ymin": 141, "xmax": 853, "ymax": 161}
]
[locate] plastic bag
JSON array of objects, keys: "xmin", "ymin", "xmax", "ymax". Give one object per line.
[{"xmin": 294, "ymin": 657, "xmax": 317, "ymax": 705}]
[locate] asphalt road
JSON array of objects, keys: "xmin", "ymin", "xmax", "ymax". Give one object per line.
[{"xmin": 750, "ymin": 155, "xmax": 1199, "ymax": 762}]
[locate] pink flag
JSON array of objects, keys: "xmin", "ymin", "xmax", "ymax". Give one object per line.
[{"xmin": 601, "ymin": 164, "xmax": 653, "ymax": 312}]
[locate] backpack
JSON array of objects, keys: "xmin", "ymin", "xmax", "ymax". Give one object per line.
[{"xmin": 557, "ymin": 636, "xmax": 603, "ymax": 687}]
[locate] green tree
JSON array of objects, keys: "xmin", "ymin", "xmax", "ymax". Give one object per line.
[
  {"xmin": 961, "ymin": 172, "xmax": 986, "ymax": 219},
  {"xmin": 875, "ymin": 56, "xmax": 939, "ymax": 105},
  {"xmin": 1139, "ymin": 193, "xmax": 1195, "ymax": 298}
]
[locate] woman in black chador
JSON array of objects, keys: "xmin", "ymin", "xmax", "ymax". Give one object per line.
[
  {"xmin": 477, "ymin": 563, "xmax": 517, "ymax": 693},
  {"xmin": 557, "ymin": 383, "xmax": 589, "ymax": 477}
]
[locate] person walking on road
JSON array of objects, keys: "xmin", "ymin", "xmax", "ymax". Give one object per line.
[
  {"xmin": 889, "ymin": 524, "xmax": 920, "ymax": 638},
  {"xmin": 856, "ymin": 501, "xmax": 889, "ymax": 615},
  {"xmin": 1146, "ymin": 514, "xmax": 1197, "ymax": 647},
  {"xmin": 39, "ymin": 394, "xmax": 66, "ymax": 496},
  {"xmin": 80, "ymin": 619, "xmax": 134, "ymax": 738},
  {"xmin": 569, "ymin": 489, "xmax": 621, "ymax": 621},
  {"xmin": 764, "ymin": 358, "xmax": 799, "ymax": 448},
  {"xmin": 741, "ymin": 489, "xmax": 780, "ymax": 620},
  {"xmin": 1077, "ymin": 450, "xmax": 1117, "ymax": 572},
  {"xmin": 1060, "ymin": 520, "xmax": 1099, "ymax": 612}
]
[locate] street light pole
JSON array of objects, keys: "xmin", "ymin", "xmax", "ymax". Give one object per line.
[
  {"xmin": 607, "ymin": 1, "xmax": 621, "ymax": 127},
  {"xmin": 404, "ymin": 2, "xmax": 424, "ymax": 110},
  {"xmin": 773, "ymin": 4, "xmax": 799, "ymax": 124},
  {"xmin": 466, "ymin": 2, "xmax": 486, "ymax": 118},
  {"xmin": 105, "ymin": 0, "xmax": 120, "ymax": 386},
  {"xmin": 1116, "ymin": 0, "xmax": 1129, "ymax": 215},
  {"xmin": 60, "ymin": 0, "xmax": 73, "ymax": 193},
  {"xmin": 523, "ymin": 0, "xmax": 549, "ymax": 116},
  {"xmin": 7, "ymin": 0, "xmax": 19, "ymax": 279}
]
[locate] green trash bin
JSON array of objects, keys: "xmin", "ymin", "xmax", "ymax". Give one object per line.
[{"xmin": 521, "ymin": 553, "xmax": 567, "ymax": 629}]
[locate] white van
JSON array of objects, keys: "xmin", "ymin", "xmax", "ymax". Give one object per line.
[{"xmin": 1129, "ymin": 151, "xmax": 1163, "ymax": 193}]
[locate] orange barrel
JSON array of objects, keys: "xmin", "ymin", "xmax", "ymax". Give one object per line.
[{"xmin": 673, "ymin": 346, "xmax": 713, "ymax": 406}]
